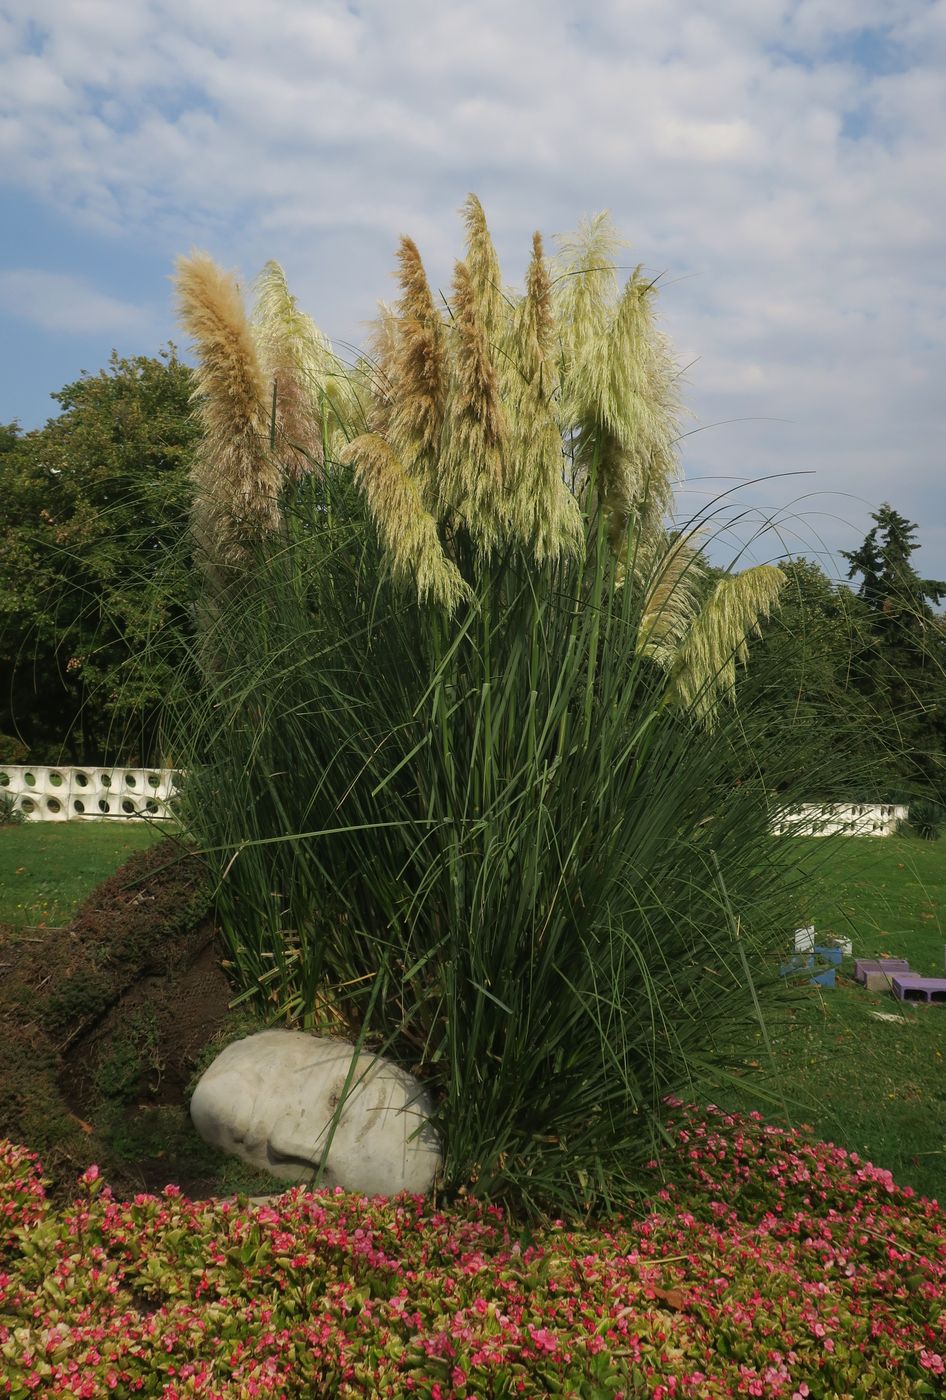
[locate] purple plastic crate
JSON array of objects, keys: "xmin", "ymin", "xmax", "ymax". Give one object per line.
[
  {"xmin": 891, "ymin": 975, "xmax": 946, "ymax": 1005},
  {"xmin": 854, "ymin": 958, "xmax": 910, "ymax": 984}
]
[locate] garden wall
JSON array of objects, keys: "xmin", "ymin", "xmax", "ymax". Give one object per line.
[
  {"xmin": 770, "ymin": 802, "xmax": 907, "ymax": 837},
  {"xmin": 0, "ymin": 765, "xmax": 177, "ymax": 820},
  {"xmin": 1, "ymin": 768, "xmax": 907, "ymax": 834}
]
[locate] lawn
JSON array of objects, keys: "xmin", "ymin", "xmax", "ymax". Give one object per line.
[
  {"xmin": 798, "ymin": 831, "xmax": 946, "ymax": 975},
  {"xmin": 0, "ymin": 819, "xmax": 165, "ymax": 929},
  {"xmin": 2, "ymin": 822, "xmax": 945, "ymax": 1199},
  {"xmin": 721, "ymin": 833, "xmax": 946, "ymax": 1200}
]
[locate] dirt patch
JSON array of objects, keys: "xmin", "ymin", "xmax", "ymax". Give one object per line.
[{"xmin": 0, "ymin": 839, "xmax": 275, "ymax": 1201}]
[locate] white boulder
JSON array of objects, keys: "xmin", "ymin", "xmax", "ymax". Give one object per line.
[{"xmin": 190, "ymin": 1029, "xmax": 441, "ymax": 1197}]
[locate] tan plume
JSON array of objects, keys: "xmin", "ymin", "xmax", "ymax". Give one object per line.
[
  {"xmin": 439, "ymin": 260, "xmax": 509, "ymax": 551},
  {"xmin": 388, "ymin": 237, "xmax": 447, "ymax": 478},
  {"xmin": 174, "ymin": 251, "xmax": 280, "ymax": 581},
  {"xmin": 506, "ymin": 233, "xmax": 581, "ymax": 562}
]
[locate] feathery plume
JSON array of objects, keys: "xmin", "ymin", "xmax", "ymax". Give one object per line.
[
  {"xmin": 462, "ymin": 194, "xmax": 506, "ymax": 346},
  {"xmin": 439, "ymin": 260, "xmax": 509, "ymax": 551},
  {"xmin": 253, "ymin": 261, "xmax": 329, "ymax": 478},
  {"xmin": 506, "ymin": 233, "xmax": 582, "ymax": 562},
  {"xmin": 553, "ymin": 212, "xmax": 622, "ymax": 395},
  {"xmin": 388, "ymin": 237, "xmax": 447, "ymax": 477},
  {"xmin": 562, "ymin": 254, "xmax": 680, "ymax": 557},
  {"xmin": 671, "ymin": 565, "xmax": 786, "ymax": 724},
  {"xmin": 363, "ymin": 300, "xmax": 400, "ymax": 438},
  {"xmin": 343, "ymin": 433, "xmax": 469, "ymax": 610},
  {"xmin": 174, "ymin": 251, "xmax": 280, "ymax": 580},
  {"xmin": 637, "ymin": 536, "xmax": 705, "ymax": 667}
]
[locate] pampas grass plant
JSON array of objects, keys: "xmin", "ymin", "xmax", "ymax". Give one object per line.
[{"xmin": 168, "ymin": 198, "xmax": 862, "ymax": 1218}]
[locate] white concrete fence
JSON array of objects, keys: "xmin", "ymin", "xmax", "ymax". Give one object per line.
[
  {"xmin": 0, "ymin": 765, "xmax": 177, "ymax": 821},
  {"xmin": 0, "ymin": 768, "xmax": 910, "ymax": 834},
  {"xmin": 770, "ymin": 802, "xmax": 907, "ymax": 837}
]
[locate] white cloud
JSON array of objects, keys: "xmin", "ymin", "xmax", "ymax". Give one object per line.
[
  {"xmin": 0, "ymin": 270, "xmax": 146, "ymax": 334},
  {"xmin": 0, "ymin": 0, "xmax": 944, "ymax": 568}
]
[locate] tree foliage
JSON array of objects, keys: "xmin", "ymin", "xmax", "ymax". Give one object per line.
[
  {"xmin": 0, "ymin": 351, "xmax": 198, "ymax": 763},
  {"xmin": 841, "ymin": 504, "xmax": 946, "ymax": 800}
]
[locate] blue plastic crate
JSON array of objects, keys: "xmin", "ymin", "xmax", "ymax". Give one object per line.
[
  {"xmin": 814, "ymin": 945, "xmax": 843, "ymax": 966},
  {"xmin": 779, "ymin": 954, "xmax": 836, "ymax": 989}
]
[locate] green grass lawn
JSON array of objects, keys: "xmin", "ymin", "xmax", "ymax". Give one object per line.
[
  {"xmin": 2, "ymin": 822, "xmax": 945, "ymax": 1198},
  {"xmin": 798, "ymin": 831, "xmax": 946, "ymax": 975},
  {"xmin": 721, "ymin": 833, "xmax": 946, "ymax": 1200},
  {"xmin": 0, "ymin": 820, "xmax": 164, "ymax": 928}
]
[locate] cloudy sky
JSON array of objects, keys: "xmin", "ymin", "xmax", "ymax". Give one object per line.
[{"xmin": 2, "ymin": 0, "xmax": 944, "ymax": 577}]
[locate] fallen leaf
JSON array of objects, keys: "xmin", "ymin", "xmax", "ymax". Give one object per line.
[
  {"xmin": 652, "ymin": 1286, "xmax": 688, "ymax": 1311},
  {"xmin": 69, "ymin": 1113, "xmax": 94, "ymax": 1135}
]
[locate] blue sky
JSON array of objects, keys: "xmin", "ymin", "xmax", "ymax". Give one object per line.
[{"xmin": 2, "ymin": 0, "xmax": 945, "ymax": 578}]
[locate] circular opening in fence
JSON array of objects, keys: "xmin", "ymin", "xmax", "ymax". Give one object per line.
[
  {"xmin": 100, "ymin": 773, "xmax": 112, "ymax": 788},
  {"xmin": 74, "ymin": 799, "xmax": 85, "ymax": 814},
  {"xmin": 49, "ymin": 771, "xmax": 63, "ymax": 787},
  {"xmin": 147, "ymin": 773, "xmax": 160, "ymax": 788},
  {"xmin": 46, "ymin": 798, "xmax": 61, "ymax": 813},
  {"xmin": 75, "ymin": 771, "xmax": 89, "ymax": 787},
  {"xmin": 98, "ymin": 799, "xmax": 110, "ymax": 813},
  {"xmin": 24, "ymin": 772, "xmax": 36, "ymax": 787},
  {"xmin": 20, "ymin": 798, "xmax": 35, "ymax": 813},
  {"xmin": 121, "ymin": 799, "xmax": 136, "ymax": 814},
  {"xmin": 145, "ymin": 799, "xmax": 159, "ymax": 814},
  {"xmin": 125, "ymin": 773, "xmax": 137, "ymax": 787}
]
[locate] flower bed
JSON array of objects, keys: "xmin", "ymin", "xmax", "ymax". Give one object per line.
[{"xmin": 1, "ymin": 1108, "xmax": 944, "ymax": 1398}]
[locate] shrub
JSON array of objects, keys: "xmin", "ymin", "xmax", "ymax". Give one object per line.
[
  {"xmin": 169, "ymin": 199, "xmax": 857, "ymax": 1217},
  {"xmin": 907, "ymin": 798, "xmax": 944, "ymax": 841},
  {"xmin": 0, "ymin": 793, "xmax": 25, "ymax": 826}
]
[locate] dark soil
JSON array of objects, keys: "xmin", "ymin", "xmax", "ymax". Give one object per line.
[{"xmin": 0, "ymin": 838, "xmax": 274, "ymax": 1201}]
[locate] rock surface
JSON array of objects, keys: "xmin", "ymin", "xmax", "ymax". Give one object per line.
[{"xmin": 190, "ymin": 1029, "xmax": 441, "ymax": 1196}]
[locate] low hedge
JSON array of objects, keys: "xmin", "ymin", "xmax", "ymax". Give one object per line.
[{"xmin": 1, "ymin": 1107, "xmax": 944, "ymax": 1397}]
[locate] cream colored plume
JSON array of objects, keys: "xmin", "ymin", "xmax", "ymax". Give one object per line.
[
  {"xmin": 342, "ymin": 433, "xmax": 469, "ymax": 610},
  {"xmin": 252, "ymin": 261, "xmax": 329, "ymax": 478},
  {"xmin": 637, "ymin": 536, "xmax": 705, "ymax": 668},
  {"xmin": 462, "ymin": 194, "xmax": 507, "ymax": 347},
  {"xmin": 174, "ymin": 251, "xmax": 280, "ymax": 574},
  {"xmin": 505, "ymin": 233, "xmax": 582, "ymax": 563},
  {"xmin": 670, "ymin": 565, "xmax": 787, "ymax": 724},
  {"xmin": 553, "ymin": 213, "xmax": 622, "ymax": 400}
]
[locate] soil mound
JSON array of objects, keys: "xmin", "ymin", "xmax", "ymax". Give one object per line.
[{"xmin": 0, "ymin": 838, "xmax": 258, "ymax": 1199}]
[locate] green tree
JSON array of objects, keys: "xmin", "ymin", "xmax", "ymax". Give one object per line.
[
  {"xmin": 737, "ymin": 557, "xmax": 895, "ymax": 799},
  {"xmin": 841, "ymin": 504, "xmax": 946, "ymax": 800},
  {"xmin": 0, "ymin": 350, "xmax": 198, "ymax": 763}
]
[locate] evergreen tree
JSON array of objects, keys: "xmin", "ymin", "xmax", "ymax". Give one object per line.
[{"xmin": 841, "ymin": 504, "xmax": 946, "ymax": 800}]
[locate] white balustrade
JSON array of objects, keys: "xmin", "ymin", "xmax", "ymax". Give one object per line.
[
  {"xmin": 771, "ymin": 802, "xmax": 908, "ymax": 838},
  {"xmin": 0, "ymin": 765, "xmax": 178, "ymax": 821}
]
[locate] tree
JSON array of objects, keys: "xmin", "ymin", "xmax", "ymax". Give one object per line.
[
  {"xmin": 841, "ymin": 504, "xmax": 946, "ymax": 800},
  {"xmin": 737, "ymin": 557, "xmax": 895, "ymax": 799},
  {"xmin": 0, "ymin": 350, "xmax": 198, "ymax": 763}
]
